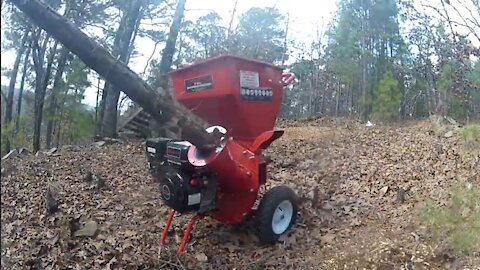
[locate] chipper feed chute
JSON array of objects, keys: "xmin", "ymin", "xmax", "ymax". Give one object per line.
[{"xmin": 145, "ymin": 55, "xmax": 296, "ymax": 255}]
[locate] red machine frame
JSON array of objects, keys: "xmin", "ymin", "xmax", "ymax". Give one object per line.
[{"xmin": 160, "ymin": 55, "xmax": 295, "ymax": 255}]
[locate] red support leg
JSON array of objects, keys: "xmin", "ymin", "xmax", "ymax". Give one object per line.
[
  {"xmin": 160, "ymin": 210, "xmax": 175, "ymax": 246},
  {"xmin": 176, "ymin": 215, "xmax": 204, "ymax": 256}
]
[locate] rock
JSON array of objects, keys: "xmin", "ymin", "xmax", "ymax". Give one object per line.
[
  {"xmin": 195, "ymin": 252, "xmax": 208, "ymax": 262},
  {"xmin": 380, "ymin": 186, "xmax": 389, "ymax": 196},
  {"xmin": 2, "ymin": 149, "xmax": 18, "ymax": 160},
  {"xmin": 45, "ymin": 191, "xmax": 59, "ymax": 214},
  {"xmin": 75, "ymin": 221, "xmax": 98, "ymax": 237},
  {"xmin": 104, "ymin": 138, "xmax": 123, "ymax": 144},
  {"xmin": 18, "ymin": 148, "xmax": 30, "ymax": 155},
  {"xmin": 444, "ymin": 131, "xmax": 454, "ymax": 138},
  {"xmin": 466, "ymin": 182, "xmax": 473, "ymax": 190},
  {"xmin": 45, "ymin": 147, "xmax": 58, "ymax": 156},
  {"xmin": 62, "ymin": 145, "xmax": 74, "ymax": 151},
  {"xmin": 94, "ymin": 141, "xmax": 106, "ymax": 147},
  {"xmin": 445, "ymin": 116, "xmax": 460, "ymax": 126}
]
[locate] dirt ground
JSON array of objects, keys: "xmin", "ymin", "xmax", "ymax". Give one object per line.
[{"xmin": 1, "ymin": 117, "xmax": 479, "ymax": 269}]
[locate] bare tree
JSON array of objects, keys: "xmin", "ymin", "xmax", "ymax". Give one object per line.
[
  {"xmin": 4, "ymin": 27, "xmax": 30, "ymax": 152},
  {"xmin": 45, "ymin": 47, "xmax": 69, "ymax": 148},
  {"xmin": 11, "ymin": 0, "xmax": 218, "ymax": 149},
  {"xmin": 100, "ymin": 0, "xmax": 145, "ymax": 138},
  {"xmin": 153, "ymin": 0, "xmax": 186, "ymax": 91}
]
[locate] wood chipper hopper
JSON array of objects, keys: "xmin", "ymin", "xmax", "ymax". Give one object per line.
[{"xmin": 145, "ymin": 55, "xmax": 296, "ymax": 255}]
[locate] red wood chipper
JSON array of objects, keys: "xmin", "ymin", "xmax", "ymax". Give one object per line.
[{"xmin": 145, "ymin": 55, "xmax": 297, "ymax": 255}]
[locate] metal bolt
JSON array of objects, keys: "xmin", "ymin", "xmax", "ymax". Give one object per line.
[
  {"xmin": 248, "ymin": 156, "xmax": 255, "ymax": 160},
  {"xmin": 242, "ymin": 150, "xmax": 248, "ymax": 155},
  {"xmin": 246, "ymin": 171, "xmax": 252, "ymax": 176},
  {"xmin": 250, "ymin": 188, "xmax": 254, "ymax": 192},
  {"xmin": 242, "ymin": 213, "xmax": 247, "ymax": 216}
]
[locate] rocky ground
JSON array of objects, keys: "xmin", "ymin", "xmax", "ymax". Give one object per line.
[{"xmin": 1, "ymin": 117, "xmax": 479, "ymax": 269}]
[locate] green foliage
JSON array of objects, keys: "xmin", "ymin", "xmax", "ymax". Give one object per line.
[
  {"xmin": 411, "ymin": 78, "xmax": 429, "ymax": 117},
  {"xmin": 448, "ymin": 96, "xmax": 468, "ymax": 120},
  {"xmin": 466, "ymin": 61, "xmax": 480, "ymax": 88},
  {"xmin": 170, "ymin": 6, "xmax": 287, "ymax": 71},
  {"xmin": 1, "ymin": 122, "xmax": 15, "ymax": 156},
  {"xmin": 323, "ymin": 0, "xmax": 405, "ymax": 120},
  {"xmin": 190, "ymin": 12, "xmax": 227, "ymax": 59},
  {"xmin": 438, "ymin": 63, "xmax": 453, "ymax": 97},
  {"xmin": 419, "ymin": 183, "xmax": 480, "ymax": 255},
  {"xmin": 372, "ymin": 70, "xmax": 402, "ymax": 120},
  {"xmin": 467, "ymin": 61, "xmax": 480, "ymax": 118},
  {"xmin": 231, "ymin": 7, "xmax": 286, "ymax": 63},
  {"xmin": 459, "ymin": 124, "xmax": 480, "ymax": 150},
  {"xmin": 65, "ymin": 57, "xmax": 91, "ymax": 94},
  {"xmin": 291, "ymin": 60, "xmax": 317, "ymax": 80},
  {"xmin": 1, "ymin": 116, "xmax": 30, "ymax": 156},
  {"xmin": 69, "ymin": 106, "xmax": 96, "ymax": 141}
]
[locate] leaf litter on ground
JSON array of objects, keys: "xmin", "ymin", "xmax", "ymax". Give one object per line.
[{"xmin": 1, "ymin": 116, "xmax": 479, "ymax": 269}]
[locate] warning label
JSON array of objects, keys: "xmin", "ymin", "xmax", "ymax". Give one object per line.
[{"xmin": 239, "ymin": 70, "xmax": 259, "ymax": 88}]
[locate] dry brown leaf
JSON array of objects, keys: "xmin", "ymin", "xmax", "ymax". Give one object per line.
[{"xmin": 2, "ymin": 118, "xmax": 479, "ymax": 269}]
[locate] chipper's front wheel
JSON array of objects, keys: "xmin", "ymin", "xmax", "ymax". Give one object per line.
[{"xmin": 255, "ymin": 186, "xmax": 298, "ymax": 244}]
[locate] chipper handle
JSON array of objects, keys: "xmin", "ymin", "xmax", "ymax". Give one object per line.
[{"xmin": 282, "ymin": 72, "xmax": 296, "ymax": 86}]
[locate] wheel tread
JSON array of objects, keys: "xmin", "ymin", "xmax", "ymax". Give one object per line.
[{"xmin": 255, "ymin": 185, "xmax": 298, "ymax": 244}]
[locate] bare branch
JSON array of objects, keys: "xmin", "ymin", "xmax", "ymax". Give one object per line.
[{"xmin": 142, "ymin": 40, "xmax": 159, "ymax": 75}]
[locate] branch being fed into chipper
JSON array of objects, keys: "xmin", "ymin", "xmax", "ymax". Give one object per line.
[{"xmin": 10, "ymin": 0, "xmax": 219, "ymax": 150}]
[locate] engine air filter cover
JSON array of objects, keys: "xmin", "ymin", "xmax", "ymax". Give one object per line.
[{"xmin": 160, "ymin": 168, "xmax": 202, "ymax": 213}]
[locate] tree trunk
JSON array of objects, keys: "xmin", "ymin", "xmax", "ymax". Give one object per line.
[
  {"xmin": 101, "ymin": 0, "xmax": 144, "ymax": 138},
  {"xmin": 4, "ymin": 28, "xmax": 29, "ymax": 152},
  {"xmin": 5, "ymin": 29, "xmax": 29, "ymax": 125},
  {"xmin": 46, "ymin": 47, "xmax": 68, "ymax": 148},
  {"xmin": 95, "ymin": 76, "xmax": 101, "ymax": 135},
  {"xmin": 16, "ymin": 40, "xmax": 32, "ymax": 129},
  {"xmin": 361, "ymin": 56, "xmax": 368, "ymax": 121},
  {"xmin": 32, "ymin": 39, "xmax": 58, "ymax": 153},
  {"xmin": 227, "ymin": 0, "xmax": 238, "ymax": 42},
  {"xmin": 31, "ymin": 31, "xmax": 48, "ymax": 153},
  {"xmin": 97, "ymin": 83, "xmax": 107, "ymax": 135},
  {"xmin": 54, "ymin": 86, "xmax": 69, "ymax": 148},
  {"xmin": 11, "ymin": 0, "xmax": 217, "ymax": 149},
  {"xmin": 153, "ymin": 0, "xmax": 186, "ymax": 91},
  {"xmin": 101, "ymin": 83, "xmax": 120, "ymax": 137},
  {"xmin": 126, "ymin": 6, "xmax": 143, "ymax": 64}
]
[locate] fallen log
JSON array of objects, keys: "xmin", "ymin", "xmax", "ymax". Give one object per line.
[{"xmin": 10, "ymin": 0, "xmax": 218, "ymax": 149}]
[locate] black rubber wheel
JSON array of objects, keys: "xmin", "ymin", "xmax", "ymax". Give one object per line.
[{"xmin": 255, "ymin": 185, "xmax": 298, "ymax": 244}]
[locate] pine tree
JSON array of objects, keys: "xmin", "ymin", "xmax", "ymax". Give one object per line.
[{"xmin": 372, "ymin": 70, "xmax": 402, "ymax": 120}]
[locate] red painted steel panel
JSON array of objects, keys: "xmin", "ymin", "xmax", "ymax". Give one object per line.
[{"xmin": 170, "ymin": 55, "xmax": 284, "ymax": 144}]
